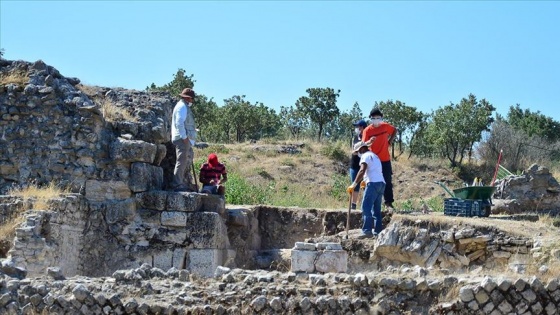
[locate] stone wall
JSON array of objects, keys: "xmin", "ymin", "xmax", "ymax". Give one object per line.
[
  {"xmin": 493, "ymin": 164, "xmax": 560, "ymax": 214},
  {"xmin": 0, "ymin": 59, "xmax": 179, "ymax": 194},
  {"xmin": 1, "ymin": 264, "xmax": 559, "ymax": 314},
  {"xmin": 2, "ymin": 192, "xmax": 232, "ymax": 278},
  {"xmin": 347, "ymin": 218, "xmax": 538, "ymax": 273}
]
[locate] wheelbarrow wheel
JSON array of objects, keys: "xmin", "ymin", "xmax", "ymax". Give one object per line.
[{"xmin": 480, "ymin": 206, "xmax": 491, "ymax": 217}]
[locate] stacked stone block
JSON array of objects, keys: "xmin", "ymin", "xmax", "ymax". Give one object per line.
[{"xmin": 291, "ymin": 242, "xmax": 347, "ymax": 273}]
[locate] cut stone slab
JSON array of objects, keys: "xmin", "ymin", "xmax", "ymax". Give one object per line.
[
  {"xmin": 291, "ymin": 250, "xmax": 317, "ymax": 273},
  {"xmin": 136, "ymin": 190, "xmax": 168, "ymax": 211},
  {"xmin": 129, "ymin": 162, "xmax": 163, "ymax": 193},
  {"xmin": 315, "ymin": 250, "xmax": 348, "ymax": 273},
  {"xmin": 85, "ymin": 180, "xmax": 131, "ymax": 202},
  {"xmin": 166, "ymin": 193, "xmax": 201, "ymax": 212},
  {"xmin": 188, "ymin": 249, "xmax": 226, "ymax": 278}
]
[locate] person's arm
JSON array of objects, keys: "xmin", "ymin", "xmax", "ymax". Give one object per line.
[
  {"xmin": 347, "ymin": 162, "xmax": 367, "ymax": 193},
  {"xmin": 362, "ymin": 127, "xmax": 376, "ymax": 146},
  {"xmin": 220, "ymin": 173, "xmax": 228, "ymax": 184},
  {"xmin": 388, "ymin": 126, "xmax": 398, "ymax": 145},
  {"xmin": 353, "ymin": 162, "xmax": 367, "ymax": 186}
]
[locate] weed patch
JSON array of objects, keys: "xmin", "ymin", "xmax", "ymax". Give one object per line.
[
  {"xmin": 102, "ymin": 100, "xmax": 137, "ymax": 123},
  {"xmin": 0, "ymin": 70, "xmax": 29, "ymax": 86}
]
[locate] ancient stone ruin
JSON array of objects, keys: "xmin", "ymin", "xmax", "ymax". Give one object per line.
[
  {"xmin": 493, "ymin": 164, "xmax": 560, "ymax": 215},
  {"xmin": 2, "ymin": 59, "xmax": 560, "ymax": 314}
]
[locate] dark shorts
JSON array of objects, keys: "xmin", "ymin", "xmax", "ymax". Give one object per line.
[{"xmin": 201, "ymin": 185, "xmax": 219, "ymax": 194}]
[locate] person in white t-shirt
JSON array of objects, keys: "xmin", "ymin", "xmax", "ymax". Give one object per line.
[{"xmin": 347, "ymin": 141, "xmax": 386, "ymax": 239}]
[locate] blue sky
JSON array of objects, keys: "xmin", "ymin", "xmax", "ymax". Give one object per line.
[{"xmin": 2, "ymin": 1, "xmax": 559, "ymax": 121}]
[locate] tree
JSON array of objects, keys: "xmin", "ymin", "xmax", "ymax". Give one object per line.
[
  {"xmin": 280, "ymin": 106, "xmax": 308, "ymax": 140},
  {"xmin": 479, "ymin": 116, "xmax": 560, "ymax": 173},
  {"xmin": 295, "ymin": 87, "xmax": 341, "ymax": 141},
  {"xmin": 191, "ymin": 94, "xmax": 219, "ymax": 142},
  {"xmin": 0, "ymin": 48, "xmax": 4, "ymax": 59},
  {"xmin": 506, "ymin": 104, "xmax": 560, "ymax": 142},
  {"xmin": 374, "ymin": 100, "xmax": 424, "ymax": 158},
  {"xmin": 324, "ymin": 102, "xmax": 363, "ymax": 143},
  {"xmin": 221, "ymin": 95, "xmax": 281, "ymax": 142},
  {"xmin": 426, "ymin": 94, "xmax": 495, "ymax": 167},
  {"xmin": 146, "ymin": 69, "xmax": 195, "ymax": 96}
]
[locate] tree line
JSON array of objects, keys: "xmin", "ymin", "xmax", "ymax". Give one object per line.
[{"xmin": 148, "ymin": 69, "xmax": 560, "ymax": 173}]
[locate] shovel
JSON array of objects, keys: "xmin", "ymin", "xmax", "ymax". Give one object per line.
[
  {"xmin": 345, "ymin": 194, "xmax": 352, "ymax": 239},
  {"xmin": 192, "ymin": 161, "xmax": 199, "ymax": 193}
]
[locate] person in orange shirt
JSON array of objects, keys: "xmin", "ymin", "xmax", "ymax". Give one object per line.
[{"xmin": 361, "ymin": 108, "xmax": 398, "ymax": 209}]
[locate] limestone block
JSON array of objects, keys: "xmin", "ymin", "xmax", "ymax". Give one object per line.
[
  {"xmin": 159, "ymin": 230, "xmax": 187, "ymax": 245},
  {"xmin": 226, "ymin": 208, "xmax": 249, "ymax": 227},
  {"xmin": 459, "ymin": 287, "xmax": 475, "ymax": 302},
  {"xmin": 85, "ymin": 180, "xmax": 131, "ymax": 202},
  {"xmin": 291, "ymin": 250, "xmax": 316, "ymax": 273},
  {"xmin": 137, "ymin": 255, "xmax": 153, "ymax": 267},
  {"xmin": 188, "ymin": 249, "xmax": 226, "ymax": 278},
  {"xmin": 153, "ymin": 250, "xmax": 173, "ymax": 271},
  {"xmin": 161, "ymin": 212, "xmax": 187, "ymax": 227},
  {"xmin": 104, "ymin": 199, "xmax": 136, "ymax": 224},
  {"xmin": 109, "ymin": 137, "xmax": 157, "ymax": 163},
  {"xmin": 315, "ymin": 250, "xmax": 347, "ymax": 273},
  {"xmin": 167, "ymin": 193, "xmax": 201, "ymax": 212},
  {"xmin": 317, "ymin": 243, "xmax": 343, "ymax": 250},
  {"xmin": 493, "ymin": 251, "xmax": 511, "ymax": 258},
  {"xmin": 199, "ymin": 194, "xmax": 226, "ymax": 216},
  {"xmin": 294, "ymin": 242, "xmax": 317, "ymax": 251},
  {"xmin": 136, "ymin": 191, "xmax": 168, "ymax": 211},
  {"xmin": 183, "ymin": 212, "xmax": 229, "ymax": 249},
  {"xmin": 154, "ymin": 144, "xmax": 167, "ymax": 166},
  {"xmin": 129, "ymin": 163, "xmax": 163, "ymax": 192},
  {"xmin": 172, "ymin": 248, "xmax": 187, "ymax": 269}
]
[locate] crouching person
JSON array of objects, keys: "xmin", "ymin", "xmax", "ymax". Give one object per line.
[{"xmin": 199, "ymin": 153, "xmax": 228, "ymax": 197}]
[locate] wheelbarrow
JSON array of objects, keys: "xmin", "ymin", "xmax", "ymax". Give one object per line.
[{"xmin": 434, "ymin": 181, "xmax": 496, "ymax": 217}]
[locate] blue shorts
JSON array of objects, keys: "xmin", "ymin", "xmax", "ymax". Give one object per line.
[{"xmin": 201, "ymin": 185, "xmax": 218, "ymax": 194}]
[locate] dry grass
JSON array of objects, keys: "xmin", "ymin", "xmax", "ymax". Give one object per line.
[
  {"xmin": 101, "ymin": 99, "xmax": 138, "ymax": 123},
  {"xmin": 77, "ymin": 84, "xmax": 138, "ymax": 123},
  {"xmin": 0, "ymin": 182, "xmax": 70, "ymax": 255},
  {"xmin": 8, "ymin": 181, "xmax": 69, "ymax": 210},
  {"xmin": 76, "ymin": 84, "xmax": 100, "ymax": 97},
  {"xmin": 0, "ymin": 70, "xmax": 29, "ymax": 86},
  {"xmin": 0, "ymin": 215, "xmax": 25, "ymax": 243}
]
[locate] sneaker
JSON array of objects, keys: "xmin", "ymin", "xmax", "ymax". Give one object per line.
[
  {"xmin": 356, "ymin": 233, "xmax": 374, "ymax": 239},
  {"xmin": 384, "ymin": 202, "xmax": 394, "ymax": 209},
  {"xmin": 351, "ymin": 203, "xmax": 357, "ymax": 210}
]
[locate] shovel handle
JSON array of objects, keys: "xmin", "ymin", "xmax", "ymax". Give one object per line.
[{"xmin": 346, "ymin": 195, "xmax": 352, "ymax": 238}]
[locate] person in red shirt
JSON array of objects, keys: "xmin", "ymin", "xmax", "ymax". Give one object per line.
[
  {"xmin": 361, "ymin": 108, "xmax": 398, "ymax": 208},
  {"xmin": 199, "ymin": 153, "xmax": 228, "ymax": 196}
]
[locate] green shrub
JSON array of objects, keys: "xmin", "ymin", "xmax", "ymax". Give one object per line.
[
  {"xmin": 426, "ymin": 196, "xmax": 444, "ymax": 212},
  {"xmin": 196, "ymin": 144, "xmax": 230, "ymax": 157},
  {"xmin": 320, "ymin": 141, "xmax": 348, "ymax": 162},
  {"xmin": 225, "ymin": 172, "xmax": 270, "ymax": 205},
  {"xmin": 330, "ymin": 173, "xmax": 350, "ymax": 202}
]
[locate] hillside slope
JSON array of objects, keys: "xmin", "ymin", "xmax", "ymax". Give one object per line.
[{"xmin": 192, "ymin": 142, "xmax": 461, "ymax": 209}]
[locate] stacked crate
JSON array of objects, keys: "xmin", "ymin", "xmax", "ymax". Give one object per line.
[{"xmin": 444, "ymin": 198, "xmax": 484, "ymax": 217}]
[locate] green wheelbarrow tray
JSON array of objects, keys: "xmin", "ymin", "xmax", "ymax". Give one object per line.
[
  {"xmin": 452, "ymin": 186, "xmax": 496, "ymax": 200},
  {"xmin": 434, "ymin": 181, "xmax": 496, "ymax": 200}
]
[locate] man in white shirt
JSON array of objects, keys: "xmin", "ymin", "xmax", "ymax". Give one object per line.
[
  {"xmin": 171, "ymin": 88, "xmax": 197, "ymax": 192},
  {"xmin": 347, "ymin": 141, "xmax": 386, "ymax": 239}
]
